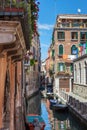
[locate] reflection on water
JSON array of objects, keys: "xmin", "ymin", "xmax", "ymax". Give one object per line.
[
  {"xmin": 53, "ymin": 111, "xmax": 87, "ymax": 130},
  {"xmin": 27, "ymin": 93, "xmax": 87, "ymax": 130},
  {"xmin": 27, "ymin": 93, "xmax": 52, "ymax": 130},
  {"xmin": 41, "ymin": 101, "xmax": 52, "ymax": 130}
]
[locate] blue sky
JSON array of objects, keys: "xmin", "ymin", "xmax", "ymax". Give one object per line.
[{"xmin": 38, "ymin": 0, "xmax": 87, "ymax": 60}]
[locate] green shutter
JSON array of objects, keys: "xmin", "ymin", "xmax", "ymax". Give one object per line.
[
  {"xmin": 57, "ymin": 63, "xmax": 60, "ymax": 71},
  {"xmin": 70, "ymin": 64, "xmax": 73, "ymax": 72},
  {"xmin": 76, "ymin": 32, "xmax": 78, "ymax": 39},
  {"xmin": 63, "ymin": 32, "xmax": 65, "ymax": 39},
  {"xmin": 52, "ymin": 50, "xmax": 55, "ymax": 57},
  {"xmin": 59, "ymin": 45, "xmax": 63, "ymax": 55},
  {"xmin": 63, "ymin": 63, "xmax": 65, "ymax": 71},
  {"xmin": 80, "ymin": 32, "xmax": 82, "ymax": 39},
  {"xmin": 86, "ymin": 32, "xmax": 87, "ymax": 40}
]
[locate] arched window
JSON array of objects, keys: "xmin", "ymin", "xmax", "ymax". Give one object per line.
[
  {"xmin": 79, "ymin": 63, "xmax": 81, "ymax": 83},
  {"xmin": 74, "ymin": 64, "xmax": 77, "ymax": 82},
  {"xmin": 59, "ymin": 45, "xmax": 63, "ymax": 55},
  {"xmin": 85, "ymin": 61, "xmax": 87, "ymax": 84},
  {"xmin": 71, "ymin": 45, "xmax": 77, "ymax": 55}
]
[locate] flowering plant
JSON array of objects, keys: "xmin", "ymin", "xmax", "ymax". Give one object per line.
[{"xmin": 30, "ymin": 0, "xmax": 40, "ymax": 36}]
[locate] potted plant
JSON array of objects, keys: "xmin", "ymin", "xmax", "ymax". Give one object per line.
[{"xmin": 30, "ymin": 58, "xmax": 35, "ymax": 66}]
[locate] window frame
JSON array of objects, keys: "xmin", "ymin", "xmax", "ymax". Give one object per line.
[
  {"xmin": 71, "ymin": 45, "xmax": 77, "ymax": 55},
  {"xmin": 80, "ymin": 32, "xmax": 87, "ymax": 42},
  {"xmin": 58, "ymin": 62, "xmax": 65, "ymax": 72},
  {"xmin": 71, "ymin": 32, "xmax": 78, "ymax": 41},
  {"xmin": 59, "ymin": 44, "xmax": 64, "ymax": 55},
  {"xmin": 57, "ymin": 31, "xmax": 65, "ymax": 41}
]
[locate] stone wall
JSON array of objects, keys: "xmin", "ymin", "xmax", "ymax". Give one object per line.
[{"xmin": 73, "ymin": 84, "xmax": 87, "ymax": 99}]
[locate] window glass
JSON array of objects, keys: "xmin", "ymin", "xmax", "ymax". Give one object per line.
[
  {"xmin": 58, "ymin": 63, "xmax": 65, "ymax": 71},
  {"xmin": 71, "ymin": 45, "xmax": 77, "ymax": 55},
  {"xmin": 71, "ymin": 32, "xmax": 78, "ymax": 40},
  {"xmin": 57, "ymin": 32, "xmax": 65, "ymax": 40},
  {"xmin": 80, "ymin": 32, "xmax": 87, "ymax": 42}
]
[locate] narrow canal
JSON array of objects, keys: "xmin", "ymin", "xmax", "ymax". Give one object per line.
[{"xmin": 27, "ymin": 92, "xmax": 87, "ymax": 130}]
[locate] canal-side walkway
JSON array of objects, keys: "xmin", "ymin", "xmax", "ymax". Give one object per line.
[
  {"xmin": 55, "ymin": 91, "xmax": 87, "ymax": 127},
  {"xmin": 68, "ymin": 93, "xmax": 87, "ymax": 127}
]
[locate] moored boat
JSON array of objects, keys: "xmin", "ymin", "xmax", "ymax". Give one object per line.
[
  {"xmin": 52, "ymin": 103, "xmax": 68, "ymax": 111},
  {"xmin": 46, "ymin": 92, "xmax": 54, "ymax": 99},
  {"xmin": 49, "ymin": 99, "xmax": 58, "ymax": 106},
  {"xmin": 26, "ymin": 114, "xmax": 46, "ymax": 130}
]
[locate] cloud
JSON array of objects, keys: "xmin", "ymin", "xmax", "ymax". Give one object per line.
[{"xmin": 38, "ymin": 23, "xmax": 54, "ymax": 30}]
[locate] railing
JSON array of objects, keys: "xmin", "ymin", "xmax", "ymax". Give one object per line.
[
  {"xmin": 57, "ymin": 22, "xmax": 70, "ymax": 28},
  {"xmin": 57, "ymin": 22, "xmax": 87, "ymax": 28},
  {"xmin": 59, "ymin": 89, "xmax": 69, "ymax": 103},
  {"xmin": 72, "ymin": 23, "xmax": 84, "ymax": 28},
  {"xmin": 0, "ymin": 0, "xmax": 27, "ymax": 14},
  {"xmin": 68, "ymin": 95, "xmax": 87, "ymax": 115}
]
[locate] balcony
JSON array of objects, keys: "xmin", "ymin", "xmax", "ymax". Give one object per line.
[
  {"xmin": 72, "ymin": 23, "xmax": 84, "ymax": 28},
  {"xmin": 57, "ymin": 22, "xmax": 87, "ymax": 28},
  {"xmin": 56, "ymin": 71, "xmax": 70, "ymax": 76},
  {"xmin": 57, "ymin": 22, "xmax": 70, "ymax": 28},
  {"xmin": 0, "ymin": 1, "xmax": 39, "ymax": 50}
]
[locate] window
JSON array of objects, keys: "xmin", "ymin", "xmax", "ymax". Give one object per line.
[
  {"xmin": 70, "ymin": 63, "xmax": 73, "ymax": 72},
  {"xmin": 57, "ymin": 32, "xmax": 65, "ymax": 40},
  {"xmin": 58, "ymin": 63, "xmax": 65, "ymax": 71},
  {"xmin": 52, "ymin": 49, "xmax": 55, "ymax": 57},
  {"xmin": 80, "ymin": 32, "xmax": 87, "ymax": 42},
  {"xmin": 59, "ymin": 45, "xmax": 63, "ymax": 55},
  {"xmin": 71, "ymin": 45, "xmax": 78, "ymax": 55},
  {"xmin": 74, "ymin": 65, "xmax": 77, "ymax": 82},
  {"xmin": 71, "ymin": 32, "xmax": 78, "ymax": 40},
  {"xmin": 85, "ymin": 62, "xmax": 87, "ymax": 84},
  {"xmin": 79, "ymin": 63, "xmax": 81, "ymax": 83}
]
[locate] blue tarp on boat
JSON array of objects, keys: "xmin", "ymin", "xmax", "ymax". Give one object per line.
[{"xmin": 26, "ymin": 115, "xmax": 44, "ymax": 123}]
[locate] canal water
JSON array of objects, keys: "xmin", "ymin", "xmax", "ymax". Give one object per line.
[{"xmin": 27, "ymin": 93, "xmax": 87, "ymax": 130}]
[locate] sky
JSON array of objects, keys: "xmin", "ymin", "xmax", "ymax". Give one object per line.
[{"xmin": 38, "ymin": 0, "xmax": 87, "ymax": 61}]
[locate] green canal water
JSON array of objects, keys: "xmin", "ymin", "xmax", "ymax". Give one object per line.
[{"xmin": 27, "ymin": 93, "xmax": 87, "ymax": 130}]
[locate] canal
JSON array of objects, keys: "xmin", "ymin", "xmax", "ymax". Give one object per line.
[{"xmin": 27, "ymin": 92, "xmax": 87, "ymax": 130}]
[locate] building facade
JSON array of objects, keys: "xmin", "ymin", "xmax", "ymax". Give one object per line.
[
  {"xmin": 73, "ymin": 54, "xmax": 87, "ymax": 98},
  {"xmin": 51, "ymin": 14, "xmax": 87, "ymax": 96},
  {"xmin": 0, "ymin": 0, "xmax": 40, "ymax": 129},
  {"xmin": 24, "ymin": 35, "xmax": 41, "ymax": 99}
]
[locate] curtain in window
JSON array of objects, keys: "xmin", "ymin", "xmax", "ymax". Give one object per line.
[{"xmin": 71, "ymin": 45, "xmax": 77, "ymax": 54}]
